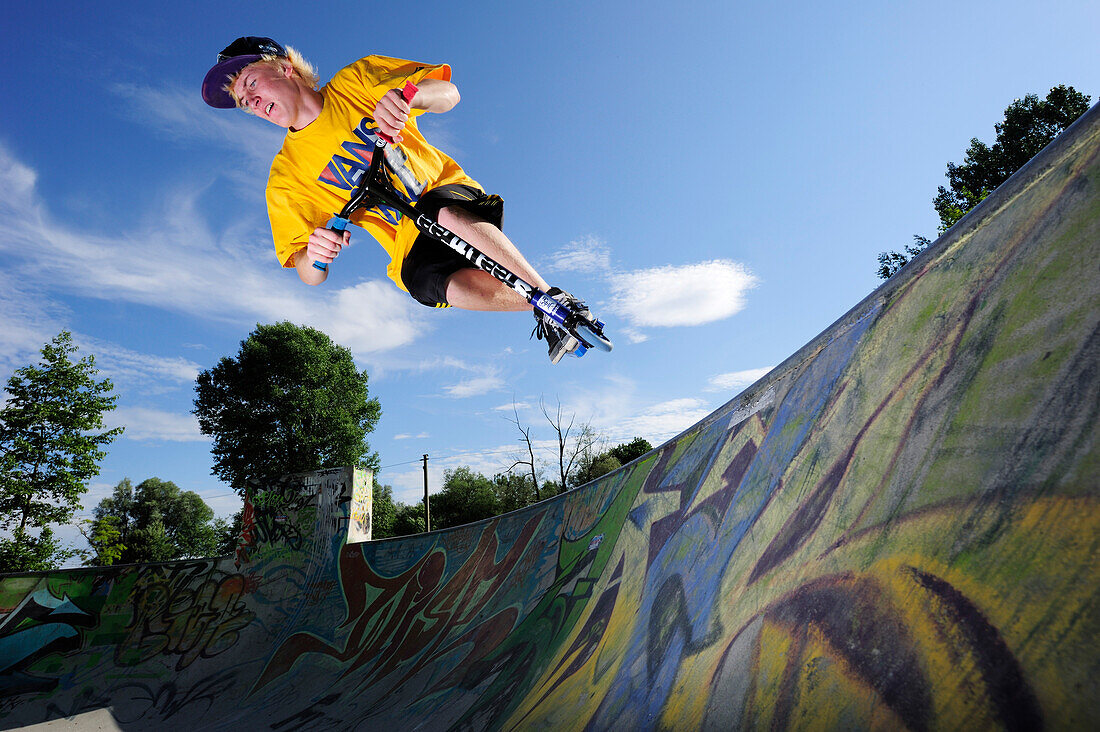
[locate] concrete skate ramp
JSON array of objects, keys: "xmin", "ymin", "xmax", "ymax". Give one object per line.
[{"xmin": 3, "ymin": 104, "xmax": 1099, "ymax": 731}]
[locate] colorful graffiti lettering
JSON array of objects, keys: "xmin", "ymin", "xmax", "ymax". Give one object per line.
[{"xmin": 118, "ymin": 561, "xmax": 255, "ymax": 672}]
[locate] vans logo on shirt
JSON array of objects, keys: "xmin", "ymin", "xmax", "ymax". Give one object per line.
[{"xmin": 317, "ymin": 117, "xmax": 427, "ymax": 226}]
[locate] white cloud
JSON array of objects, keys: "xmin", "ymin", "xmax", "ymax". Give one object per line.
[
  {"xmin": 407, "ymin": 357, "xmax": 508, "ymax": 398},
  {"xmin": 615, "ymin": 398, "xmax": 712, "ymax": 440},
  {"xmin": 443, "ymin": 373, "xmax": 506, "ymax": 398},
  {"xmin": 0, "ymin": 150, "xmax": 37, "ymax": 207},
  {"xmin": 493, "ymin": 401, "xmax": 532, "ymax": 412},
  {"xmin": 112, "ymin": 83, "xmax": 286, "ymax": 168},
  {"xmin": 0, "ymin": 276, "xmax": 202, "ymax": 407},
  {"xmin": 538, "ymin": 231, "xmax": 760, "ymax": 339},
  {"xmin": 77, "ymin": 480, "xmax": 121, "ymax": 515},
  {"xmin": 0, "ymin": 145, "xmax": 426, "ymax": 362},
  {"xmin": 607, "ymin": 260, "xmax": 758, "ymax": 328},
  {"xmin": 78, "ymin": 338, "xmax": 202, "ymax": 389},
  {"xmin": 320, "ymin": 280, "xmax": 426, "ymax": 355},
  {"xmin": 394, "ymin": 432, "xmax": 430, "ymax": 440},
  {"xmin": 108, "ymin": 407, "xmax": 206, "ymax": 442},
  {"xmin": 707, "ymin": 367, "xmax": 774, "ymax": 393},
  {"xmin": 545, "ymin": 375, "xmax": 712, "ymax": 446},
  {"xmin": 412, "ymin": 355, "xmax": 484, "ymax": 373},
  {"xmin": 543, "ymin": 235, "xmax": 612, "ymax": 274},
  {"xmin": 0, "ymin": 275, "xmax": 68, "ymax": 377}
]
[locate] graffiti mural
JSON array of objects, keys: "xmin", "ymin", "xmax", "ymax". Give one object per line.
[
  {"xmin": 1, "ymin": 105, "xmax": 1098, "ymax": 730},
  {"xmin": 0, "ymin": 586, "xmax": 94, "ymax": 698},
  {"xmin": 118, "ymin": 561, "xmax": 255, "ymax": 672}
]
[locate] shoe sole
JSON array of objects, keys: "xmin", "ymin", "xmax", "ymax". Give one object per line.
[{"xmin": 549, "ymin": 333, "xmax": 580, "ymax": 364}]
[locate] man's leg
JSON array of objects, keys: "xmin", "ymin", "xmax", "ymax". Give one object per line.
[
  {"xmin": 437, "ymin": 205, "xmax": 550, "ymax": 311},
  {"xmin": 433, "ymin": 203, "xmax": 590, "ymax": 364}
]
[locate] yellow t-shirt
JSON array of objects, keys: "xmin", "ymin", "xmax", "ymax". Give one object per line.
[{"xmin": 266, "ymin": 55, "xmax": 480, "ymax": 290}]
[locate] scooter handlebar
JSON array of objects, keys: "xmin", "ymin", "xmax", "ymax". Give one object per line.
[{"xmin": 312, "ymin": 81, "xmax": 418, "ymax": 272}]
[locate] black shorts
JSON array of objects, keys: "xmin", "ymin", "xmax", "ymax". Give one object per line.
[{"xmin": 401, "ymin": 184, "xmax": 505, "ymax": 307}]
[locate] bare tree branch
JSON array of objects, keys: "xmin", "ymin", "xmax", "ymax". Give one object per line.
[
  {"xmin": 541, "ymin": 397, "xmax": 598, "ymax": 491},
  {"xmin": 504, "ymin": 399, "xmax": 541, "ymax": 501}
]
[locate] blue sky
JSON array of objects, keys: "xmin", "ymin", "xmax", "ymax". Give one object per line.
[{"xmin": 2, "ymin": 1, "xmax": 1097, "ymax": 555}]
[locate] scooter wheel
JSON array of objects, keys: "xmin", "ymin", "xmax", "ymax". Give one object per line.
[{"xmin": 573, "ymin": 321, "xmax": 613, "ymax": 352}]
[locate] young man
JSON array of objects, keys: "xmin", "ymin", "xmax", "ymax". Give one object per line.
[{"xmin": 202, "ymin": 37, "xmax": 593, "ymax": 363}]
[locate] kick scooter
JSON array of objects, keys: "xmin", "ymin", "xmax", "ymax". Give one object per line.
[{"xmin": 313, "ymin": 82, "xmax": 612, "ymax": 357}]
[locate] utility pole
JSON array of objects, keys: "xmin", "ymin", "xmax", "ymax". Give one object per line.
[{"xmin": 422, "ymin": 454, "xmax": 431, "ymax": 532}]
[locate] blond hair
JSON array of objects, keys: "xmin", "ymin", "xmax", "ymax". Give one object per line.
[{"xmin": 224, "ymin": 45, "xmax": 320, "ymax": 111}]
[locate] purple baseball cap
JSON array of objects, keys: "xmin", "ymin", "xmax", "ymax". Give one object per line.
[{"xmin": 202, "ymin": 36, "xmax": 288, "ymax": 108}]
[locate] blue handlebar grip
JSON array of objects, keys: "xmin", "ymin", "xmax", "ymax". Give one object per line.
[{"xmin": 312, "ymin": 216, "xmax": 351, "ymax": 271}]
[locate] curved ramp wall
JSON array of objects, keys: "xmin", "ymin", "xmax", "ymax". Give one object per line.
[{"xmin": 2, "ymin": 102, "xmax": 1099, "ymax": 730}]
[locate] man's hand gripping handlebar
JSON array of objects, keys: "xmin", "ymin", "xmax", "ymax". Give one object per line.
[{"xmin": 312, "ymin": 82, "xmax": 419, "ymax": 272}]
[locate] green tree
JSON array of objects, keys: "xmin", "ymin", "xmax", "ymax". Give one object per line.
[
  {"xmin": 606, "ymin": 437, "xmax": 653, "ymax": 466},
  {"xmin": 392, "ymin": 502, "xmax": 426, "ymax": 537},
  {"xmin": 193, "ymin": 322, "xmax": 381, "ymax": 496},
  {"xmin": 215, "ymin": 510, "xmax": 242, "ymax": 555},
  {"xmin": 432, "ymin": 467, "xmax": 501, "ymax": 529},
  {"xmin": 493, "ymin": 472, "xmax": 536, "ymax": 513},
  {"xmin": 572, "ymin": 437, "xmax": 654, "ymax": 487},
  {"xmin": 381, "ymin": 447, "xmax": 652, "ymax": 540},
  {"xmin": 878, "ymin": 85, "xmax": 1091, "ymax": 279},
  {"xmin": 130, "ymin": 512, "xmax": 174, "ymax": 563},
  {"xmin": 877, "ymin": 236, "xmax": 933, "ymax": 280},
  {"xmin": 540, "ymin": 480, "xmax": 565, "ymax": 499},
  {"xmin": 0, "ymin": 331, "xmax": 122, "ymax": 573},
  {"xmin": 79, "ymin": 515, "xmax": 126, "ymax": 567},
  {"xmin": 572, "ymin": 454, "xmax": 621, "ymax": 488},
  {"xmin": 0, "ymin": 527, "xmax": 72, "ymax": 573},
  {"xmin": 371, "ymin": 482, "xmax": 398, "ymax": 539},
  {"xmin": 934, "ymin": 85, "xmax": 1091, "ymax": 231},
  {"xmin": 87, "ymin": 477, "xmax": 223, "ymax": 564}
]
